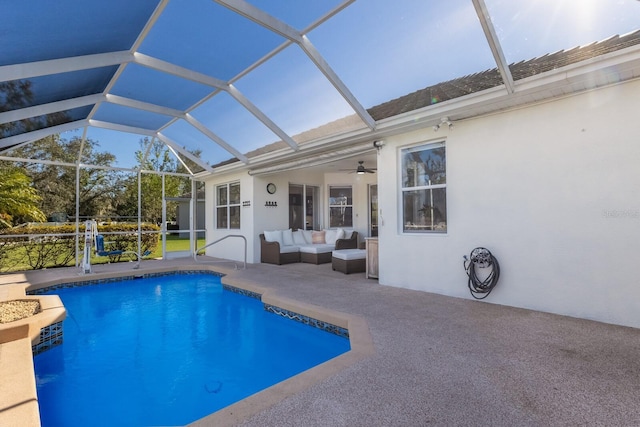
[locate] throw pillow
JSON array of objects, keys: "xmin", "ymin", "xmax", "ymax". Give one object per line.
[
  {"xmin": 282, "ymin": 229, "xmax": 294, "ymax": 246},
  {"xmin": 264, "ymin": 230, "xmax": 283, "ymax": 246},
  {"xmin": 311, "ymin": 230, "xmax": 326, "ymax": 244},
  {"xmin": 324, "ymin": 229, "xmax": 337, "ymax": 245},
  {"xmin": 336, "ymin": 228, "xmax": 346, "ymax": 240},
  {"xmin": 292, "ymin": 230, "xmax": 307, "ymax": 245}
]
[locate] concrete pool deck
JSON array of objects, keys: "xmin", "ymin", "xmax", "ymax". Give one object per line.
[{"xmin": 2, "ymin": 257, "xmax": 640, "ymax": 426}]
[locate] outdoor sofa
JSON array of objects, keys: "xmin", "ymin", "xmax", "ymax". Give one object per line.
[{"xmin": 260, "ymin": 228, "xmax": 358, "ymax": 265}]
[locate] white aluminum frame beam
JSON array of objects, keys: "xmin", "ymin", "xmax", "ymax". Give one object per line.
[
  {"xmin": 134, "ymin": 53, "xmax": 299, "ymax": 151},
  {"xmin": 88, "ymin": 119, "xmax": 156, "ymax": 136},
  {"xmin": 214, "ymin": 0, "xmax": 377, "ymax": 130},
  {"xmin": 156, "ymin": 133, "xmax": 215, "ymax": 173},
  {"xmin": 0, "ymin": 120, "xmax": 88, "ymax": 150},
  {"xmin": 131, "ymin": 0, "xmax": 171, "ymax": 52},
  {"xmin": 0, "ymin": 94, "xmax": 103, "ymax": 125},
  {"xmin": 183, "ymin": 114, "xmax": 249, "ymax": 163},
  {"xmin": 248, "ymin": 141, "xmax": 374, "ymax": 175},
  {"xmin": 224, "ymin": 1, "xmax": 354, "ymax": 85},
  {"xmin": 0, "ymin": 155, "xmax": 135, "ymax": 173},
  {"xmin": 133, "ymin": 53, "xmax": 228, "ymax": 90},
  {"xmin": 472, "ymin": 0, "xmax": 515, "ymax": 94},
  {"xmin": 166, "ymin": 144, "xmax": 194, "ymax": 175},
  {"xmin": 226, "ymin": 84, "xmax": 298, "ymax": 150},
  {"xmin": 105, "ymin": 94, "xmax": 184, "ymax": 118},
  {"xmin": 86, "ymin": 1, "xmax": 172, "ymax": 125},
  {"xmin": 0, "ymin": 51, "xmax": 133, "ymax": 82}
]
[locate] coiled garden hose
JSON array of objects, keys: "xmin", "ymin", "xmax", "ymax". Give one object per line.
[{"xmin": 463, "ymin": 247, "xmax": 500, "ymax": 300}]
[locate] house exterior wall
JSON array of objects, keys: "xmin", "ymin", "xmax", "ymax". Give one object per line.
[
  {"xmin": 204, "ymin": 171, "xmax": 255, "ymax": 263},
  {"xmin": 203, "ymin": 165, "xmax": 377, "ymax": 263},
  {"xmin": 377, "ymin": 79, "xmax": 640, "ymax": 328}
]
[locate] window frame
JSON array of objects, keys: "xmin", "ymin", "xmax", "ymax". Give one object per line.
[
  {"xmin": 215, "ymin": 181, "xmax": 241, "ymax": 230},
  {"xmin": 328, "ymin": 185, "xmax": 353, "ymax": 228},
  {"xmin": 399, "ymin": 141, "xmax": 447, "ymax": 234}
]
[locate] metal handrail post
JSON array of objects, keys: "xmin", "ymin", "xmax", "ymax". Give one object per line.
[{"xmin": 193, "ymin": 234, "xmax": 247, "ymax": 269}]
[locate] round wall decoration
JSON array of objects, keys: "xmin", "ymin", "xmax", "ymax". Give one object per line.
[{"xmin": 266, "ymin": 183, "xmax": 277, "ymax": 194}]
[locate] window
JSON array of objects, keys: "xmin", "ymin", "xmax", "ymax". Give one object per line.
[
  {"xmin": 401, "ymin": 142, "xmax": 447, "ymax": 233},
  {"xmin": 216, "ymin": 182, "xmax": 240, "ymax": 229},
  {"xmin": 289, "ymin": 184, "xmax": 320, "ymax": 230},
  {"xmin": 329, "ymin": 186, "xmax": 352, "ymax": 227}
]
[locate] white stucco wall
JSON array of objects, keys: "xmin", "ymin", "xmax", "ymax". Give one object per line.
[
  {"xmin": 204, "ymin": 165, "xmax": 376, "ymax": 263},
  {"xmin": 204, "ymin": 171, "xmax": 254, "ymax": 263},
  {"xmin": 377, "ymin": 79, "xmax": 640, "ymax": 328},
  {"xmin": 251, "ymin": 168, "xmax": 373, "ymax": 260},
  {"xmin": 204, "ymin": 168, "xmax": 329, "ymax": 263}
]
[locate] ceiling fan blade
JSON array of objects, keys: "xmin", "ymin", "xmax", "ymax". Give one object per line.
[{"xmin": 338, "ymin": 161, "xmax": 377, "ymax": 173}]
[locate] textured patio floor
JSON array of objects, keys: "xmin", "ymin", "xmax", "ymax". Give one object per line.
[{"xmin": 7, "ymin": 257, "xmax": 640, "ymax": 426}]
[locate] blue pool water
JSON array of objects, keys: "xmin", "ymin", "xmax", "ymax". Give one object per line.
[{"xmin": 33, "ymin": 273, "xmax": 350, "ymax": 426}]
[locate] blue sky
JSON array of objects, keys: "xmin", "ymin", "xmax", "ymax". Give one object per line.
[{"xmin": 54, "ymin": 0, "xmax": 640, "ymax": 170}]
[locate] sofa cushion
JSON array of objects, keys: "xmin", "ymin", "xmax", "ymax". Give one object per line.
[
  {"xmin": 325, "ymin": 228, "xmax": 346, "ymax": 245},
  {"xmin": 299, "ymin": 244, "xmax": 334, "ymax": 254},
  {"xmin": 292, "ymin": 230, "xmax": 307, "ymax": 245},
  {"xmin": 264, "ymin": 230, "xmax": 283, "ymax": 246},
  {"xmin": 282, "ymin": 228, "xmax": 294, "ymax": 246},
  {"xmin": 279, "ymin": 245, "xmax": 300, "ymax": 254},
  {"xmin": 324, "ymin": 229, "xmax": 337, "ymax": 245},
  {"xmin": 311, "ymin": 230, "xmax": 326, "ymax": 244},
  {"xmin": 332, "ymin": 248, "xmax": 366, "ymax": 260},
  {"xmin": 302, "ymin": 230, "xmax": 313, "ymax": 244}
]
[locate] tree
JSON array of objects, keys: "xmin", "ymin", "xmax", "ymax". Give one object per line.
[
  {"xmin": 12, "ymin": 135, "xmax": 125, "ymax": 219},
  {"xmin": 1, "ymin": 80, "xmax": 70, "ymax": 140},
  {"xmin": 0, "ymin": 164, "xmax": 46, "ymax": 228},
  {"xmin": 117, "ymin": 138, "xmax": 200, "ymax": 224}
]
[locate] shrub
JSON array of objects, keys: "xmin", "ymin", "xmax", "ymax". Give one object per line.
[{"xmin": 0, "ymin": 223, "xmax": 160, "ymax": 271}]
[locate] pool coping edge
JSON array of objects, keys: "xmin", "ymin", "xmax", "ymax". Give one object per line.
[{"xmin": 188, "ymin": 269, "xmax": 375, "ymax": 427}]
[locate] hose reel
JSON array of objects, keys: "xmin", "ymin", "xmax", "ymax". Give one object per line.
[{"xmin": 463, "ymin": 247, "xmax": 500, "ymax": 299}]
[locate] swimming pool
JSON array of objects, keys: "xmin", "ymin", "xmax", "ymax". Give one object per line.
[{"xmin": 33, "ymin": 272, "xmax": 351, "ymax": 426}]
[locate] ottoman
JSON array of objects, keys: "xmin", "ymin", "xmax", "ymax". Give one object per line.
[
  {"xmin": 300, "ymin": 244, "xmax": 334, "ymax": 264},
  {"xmin": 332, "ymin": 249, "xmax": 366, "ymax": 274}
]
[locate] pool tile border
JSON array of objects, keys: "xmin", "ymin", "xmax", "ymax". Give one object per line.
[
  {"xmin": 27, "ymin": 270, "xmax": 223, "ymax": 295},
  {"xmin": 33, "ymin": 321, "xmax": 63, "ymax": 356},
  {"xmin": 264, "ymin": 303, "xmax": 350, "ymax": 338},
  {"xmin": 222, "ymin": 284, "xmax": 261, "ymax": 300},
  {"xmin": 27, "ymin": 270, "xmax": 349, "ymax": 339}
]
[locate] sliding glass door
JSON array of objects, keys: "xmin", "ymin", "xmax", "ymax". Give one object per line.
[{"xmin": 289, "ymin": 184, "xmax": 319, "ymax": 230}]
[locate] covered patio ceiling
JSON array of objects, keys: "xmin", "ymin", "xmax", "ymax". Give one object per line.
[{"xmin": 1, "ymin": 0, "xmax": 640, "ymax": 176}]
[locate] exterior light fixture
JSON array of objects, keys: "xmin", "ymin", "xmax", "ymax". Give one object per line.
[{"xmin": 433, "ymin": 117, "xmax": 453, "ymax": 131}]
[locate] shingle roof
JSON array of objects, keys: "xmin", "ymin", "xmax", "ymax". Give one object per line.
[
  {"xmin": 214, "ymin": 31, "xmax": 640, "ymax": 170},
  {"xmin": 368, "ymin": 30, "xmax": 640, "ymax": 121}
]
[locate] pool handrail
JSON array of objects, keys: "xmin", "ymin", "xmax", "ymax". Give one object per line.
[{"xmin": 193, "ymin": 234, "xmax": 247, "ymax": 269}]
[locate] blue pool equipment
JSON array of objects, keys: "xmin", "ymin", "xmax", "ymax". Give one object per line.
[{"xmin": 81, "ymin": 220, "xmax": 148, "ymax": 273}]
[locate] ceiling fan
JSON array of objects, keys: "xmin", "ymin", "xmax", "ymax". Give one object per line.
[{"xmin": 342, "ymin": 160, "xmax": 376, "ymax": 174}]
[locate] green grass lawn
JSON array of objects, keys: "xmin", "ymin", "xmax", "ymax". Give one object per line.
[
  {"xmin": 0, "ymin": 235, "xmax": 206, "ymax": 273},
  {"xmin": 147, "ymin": 235, "xmax": 206, "ymax": 258}
]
